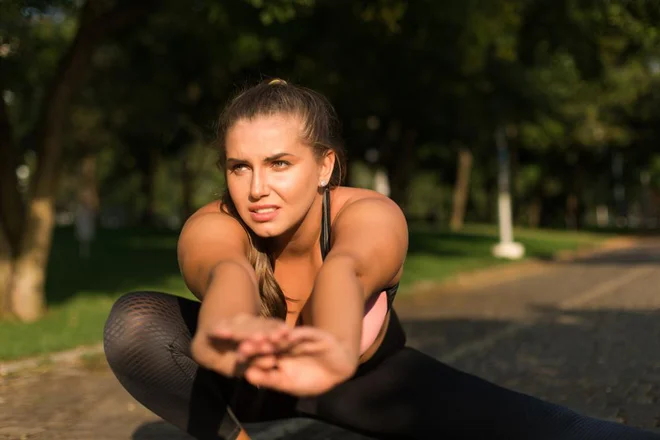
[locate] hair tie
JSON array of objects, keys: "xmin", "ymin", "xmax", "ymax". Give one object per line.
[{"xmin": 267, "ymin": 78, "xmax": 287, "ymax": 86}]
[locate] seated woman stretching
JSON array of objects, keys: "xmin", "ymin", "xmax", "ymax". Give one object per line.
[{"xmin": 104, "ymin": 79, "xmax": 659, "ymax": 440}]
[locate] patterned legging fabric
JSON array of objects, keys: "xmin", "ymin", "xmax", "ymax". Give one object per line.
[{"xmin": 103, "ymin": 291, "xmax": 660, "ymax": 440}]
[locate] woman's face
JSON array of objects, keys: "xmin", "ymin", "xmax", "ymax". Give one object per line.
[{"xmin": 224, "ymin": 114, "xmax": 334, "ymax": 238}]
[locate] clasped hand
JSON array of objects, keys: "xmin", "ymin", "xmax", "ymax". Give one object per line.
[{"xmin": 191, "ymin": 314, "xmax": 358, "ymax": 397}]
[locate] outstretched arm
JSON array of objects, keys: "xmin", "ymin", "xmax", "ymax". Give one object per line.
[
  {"xmin": 307, "ymin": 196, "xmax": 409, "ymax": 363},
  {"xmin": 178, "ymin": 210, "xmax": 276, "ymax": 377},
  {"xmin": 237, "ymin": 195, "xmax": 408, "ymax": 396}
]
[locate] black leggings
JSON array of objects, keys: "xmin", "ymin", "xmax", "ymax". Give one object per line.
[{"xmin": 103, "ymin": 291, "xmax": 659, "ymax": 440}]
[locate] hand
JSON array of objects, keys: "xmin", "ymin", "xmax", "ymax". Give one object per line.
[
  {"xmin": 239, "ymin": 326, "xmax": 358, "ymax": 397},
  {"xmin": 191, "ymin": 314, "xmax": 289, "ymax": 377}
]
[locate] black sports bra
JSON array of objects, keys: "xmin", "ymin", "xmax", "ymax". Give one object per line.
[{"xmin": 320, "ymin": 189, "xmax": 399, "ymax": 310}]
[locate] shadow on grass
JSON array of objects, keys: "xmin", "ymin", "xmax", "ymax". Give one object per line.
[{"xmin": 46, "ymin": 226, "xmax": 187, "ymax": 305}]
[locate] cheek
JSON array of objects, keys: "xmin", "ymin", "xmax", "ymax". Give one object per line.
[
  {"xmin": 272, "ymin": 167, "xmax": 316, "ymax": 197},
  {"xmin": 227, "ymin": 176, "xmax": 249, "ymax": 205}
]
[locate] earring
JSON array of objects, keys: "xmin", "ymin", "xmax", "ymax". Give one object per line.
[{"xmin": 320, "ymin": 180, "xmax": 327, "ymax": 187}]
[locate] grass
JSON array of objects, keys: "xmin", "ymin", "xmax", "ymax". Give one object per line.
[
  {"xmin": 400, "ymin": 223, "xmax": 614, "ymax": 289},
  {"xmin": 0, "ymin": 224, "xmax": 615, "ymax": 361},
  {"xmin": 0, "ymin": 227, "xmax": 192, "ymax": 361}
]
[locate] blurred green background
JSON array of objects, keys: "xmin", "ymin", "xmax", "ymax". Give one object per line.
[{"xmin": 1, "ymin": 0, "xmax": 659, "ymax": 359}]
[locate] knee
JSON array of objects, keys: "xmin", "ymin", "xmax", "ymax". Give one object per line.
[{"xmin": 103, "ymin": 291, "xmax": 175, "ymax": 374}]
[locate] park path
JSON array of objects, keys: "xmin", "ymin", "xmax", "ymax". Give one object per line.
[{"xmin": 2, "ymin": 240, "xmax": 660, "ymax": 439}]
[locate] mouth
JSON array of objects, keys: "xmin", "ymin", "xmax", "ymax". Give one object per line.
[
  {"xmin": 252, "ymin": 207, "xmax": 278, "ymax": 214},
  {"xmin": 248, "ymin": 205, "xmax": 280, "ymax": 222}
]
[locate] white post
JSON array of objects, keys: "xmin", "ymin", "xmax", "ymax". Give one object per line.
[
  {"xmin": 492, "ymin": 126, "xmax": 525, "ymax": 260},
  {"xmin": 75, "ymin": 203, "xmax": 96, "ymax": 260},
  {"xmin": 373, "ymin": 168, "xmax": 391, "ymax": 197}
]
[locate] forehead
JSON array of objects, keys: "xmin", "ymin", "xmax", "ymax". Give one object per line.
[{"xmin": 225, "ymin": 114, "xmax": 309, "ymax": 158}]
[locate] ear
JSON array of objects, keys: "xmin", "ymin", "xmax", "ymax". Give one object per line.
[{"xmin": 319, "ymin": 150, "xmax": 336, "ymax": 185}]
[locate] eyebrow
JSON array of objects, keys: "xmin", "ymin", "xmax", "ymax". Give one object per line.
[{"xmin": 226, "ymin": 152, "xmax": 295, "ymax": 164}]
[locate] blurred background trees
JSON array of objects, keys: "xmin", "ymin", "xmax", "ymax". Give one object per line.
[{"xmin": 2, "ymin": 0, "xmax": 659, "ymax": 321}]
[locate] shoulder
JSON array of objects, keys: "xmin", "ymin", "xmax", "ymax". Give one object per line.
[
  {"xmin": 329, "ymin": 187, "xmax": 408, "ymax": 259},
  {"xmin": 331, "ymin": 187, "xmax": 407, "ymax": 232},
  {"xmin": 178, "ymin": 200, "xmax": 251, "ymax": 259},
  {"xmin": 324, "ymin": 187, "xmax": 407, "ymax": 289},
  {"xmin": 177, "ymin": 200, "xmax": 253, "ymax": 297}
]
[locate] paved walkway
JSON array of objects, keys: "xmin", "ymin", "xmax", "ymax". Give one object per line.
[{"xmin": 2, "ymin": 241, "xmax": 660, "ymax": 439}]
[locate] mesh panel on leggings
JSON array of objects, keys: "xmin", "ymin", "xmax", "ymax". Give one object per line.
[{"xmin": 103, "ymin": 291, "xmax": 242, "ymax": 440}]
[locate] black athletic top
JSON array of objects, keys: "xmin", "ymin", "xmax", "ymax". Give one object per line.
[{"xmin": 320, "ymin": 189, "xmax": 399, "ymax": 310}]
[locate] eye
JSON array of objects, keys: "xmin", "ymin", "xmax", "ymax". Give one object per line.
[
  {"xmin": 272, "ymin": 160, "xmax": 291, "ymax": 169},
  {"xmin": 230, "ymin": 163, "xmax": 249, "ymax": 173}
]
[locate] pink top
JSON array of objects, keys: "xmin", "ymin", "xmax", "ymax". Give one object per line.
[{"xmin": 359, "ymin": 290, "xmax": 389, "ymax": 354}]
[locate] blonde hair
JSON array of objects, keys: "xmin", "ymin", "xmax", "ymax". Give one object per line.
[{"xmin": 217, "ymin": 79, "xmax": 346, "ymax": 319}]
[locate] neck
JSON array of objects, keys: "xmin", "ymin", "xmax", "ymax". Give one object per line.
[{"xmin": 269, "ymin": 192, "xmax": 325, "ymax": 261}]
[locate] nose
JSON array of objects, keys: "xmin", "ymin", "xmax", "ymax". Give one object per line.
[{"xmin": 249, "ymin": 169, "xmax": 269, "ymax": 200}]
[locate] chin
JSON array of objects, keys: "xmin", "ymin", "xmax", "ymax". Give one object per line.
[{"xmin": 249, "ymin": 221, "xmax": 286, "ymax": 238}]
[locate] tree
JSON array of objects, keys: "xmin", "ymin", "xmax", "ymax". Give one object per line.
[{"xmin": 0, "ymin": 0, "xmax": 157, "ymax": 321}]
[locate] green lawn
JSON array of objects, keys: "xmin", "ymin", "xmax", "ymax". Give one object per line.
[
  {"xmin": 400, "ymin": 223, "xmax": 614, "ymax": 288},
  {"xmin": 0, "ymin": 224, "xmax": 615, "ymax": 361}
]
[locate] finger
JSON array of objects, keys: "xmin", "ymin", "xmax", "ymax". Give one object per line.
[
  {"xmin": 256, "ymin": 338, "xmax": 276, "ymax": 354},
  {"xmin": 287, "ymin": 326, "xmax": 331, "ymax": 343},
  {"xmin": 289, "ymin": 332, "xmax": 327, "ymax": 345},
  {"xmin": 269, "ymin": 328, "xmax": 328, "ymax": 357},
  {"xmin": 249, "ymin": 354, "xmax": 278, "ymax": 370},
  {"xmin": 237, "ymin": 340, "xmax": 258, "ymax": 358},
  {"xmin": 272, "ymin": 334, "xmax": 295, "ymax": 353},
  {"xmin": 238, "ymin": 338, "xmax": 275, "ymax": 358},
  {"xmin": 217, "ymin": 320, "xmax": 287, "ymax": 342},
  {"xmin": 244, "ymin": 331, "xmax": 266, "ymax": 343},
  {"xmin": 209, "ymin": 325, "xmax": 245, "ymax": 342},
  {"xmin": 265, "ymin": 325, "xmax": 290, "ymax": 343},
  {"xmin": 256, "ymin": 323, "xmax": 289, "ymax": 342},
  {"xmin": 244, "ymin": 366, "xmax": 286, "ymax": 391},
  {"xmin": 259, "ymin": 327, "xmax": 291, "ymax": 350},
  {"xmin": 209, "ymin": 325, "xmax": 235, "ymax": 339},
  {"xmin": 285, "ymin": 340, "xmax": 328, "ymax": 357}
]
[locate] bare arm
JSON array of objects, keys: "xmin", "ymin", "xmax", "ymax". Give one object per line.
[
  {"xmin": 177, "ymin": 210, "xmax": 260, "ymax": 324},
  {"xmin": 306, "ymin": 196, "xmax": 408, "ymax": 362}
]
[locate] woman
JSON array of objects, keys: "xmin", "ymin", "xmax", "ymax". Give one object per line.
[{"xmin": 104, "ymin": 79, "xmax": 659, "ymax": 440}]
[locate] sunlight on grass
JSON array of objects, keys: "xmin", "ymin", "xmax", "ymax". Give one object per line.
[{"xmin": 399, "ymin": 223, "xmax": 613, "ymax": 289}]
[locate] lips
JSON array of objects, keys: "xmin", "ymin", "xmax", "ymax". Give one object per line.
[{"xmin": 248, "ymin": 205, "xmax": 280, "ymax": 222}]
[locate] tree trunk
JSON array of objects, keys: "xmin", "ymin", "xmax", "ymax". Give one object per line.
[
  {"xmin": 449, "ymin": 147, "xmax": 473, "ymax": 231},
  {"xmin": 0, "ymin": 1, "xmax": 157, "ymax": 321},
  {"xmin": 0, "ymin": 95, "xmax": 25, "ymax": 252},
  {"xmin": 0, "ymin": 228, "xmax": 14, "ymax": 317},
  {"xmin": 10, "ymin": 197, "xmax": 55, "ymax": 321},
  {"xmin": 78, "ymin": 153, "xmax": 100, "ymax": 213},
  {"xmin": 0, "ymin": 77, "xmax": 23, "ymax": 318}
]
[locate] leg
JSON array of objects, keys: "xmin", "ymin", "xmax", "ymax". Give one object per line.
[
  {"xmin": 303, "ymin": 347, "xmax": 660, "ymax": 439},
  {"xmin": 103, "ymin": 291, "xmax": 245, "ymax": 440}
]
